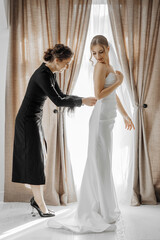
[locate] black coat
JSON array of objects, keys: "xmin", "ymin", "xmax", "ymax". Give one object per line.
[{"xmin": 12, "ymin": 63, "xmax": 82, "ymax": 185}]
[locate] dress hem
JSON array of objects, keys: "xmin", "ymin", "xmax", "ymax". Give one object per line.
[{"xmin": 12, "ymin": 179, "xmax": 45, "ymax": 185}]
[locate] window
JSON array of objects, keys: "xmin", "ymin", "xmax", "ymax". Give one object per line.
[{"xmin": 66, "ymin": 1, "xmax": 134, "ymax": 204}]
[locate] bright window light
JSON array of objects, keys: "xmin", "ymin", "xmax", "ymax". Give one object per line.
[
  {"xmin": 66, "ymin": 2, "xmax": 114, "ymax": 191},
  {"xmin": 65, "ymin": 2, "xmax": 134, "ymax": 204}
]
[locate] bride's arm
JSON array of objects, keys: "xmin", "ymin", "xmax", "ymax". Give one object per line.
[
  {"xmin": 93, "ymin": 63, "xmax": 122, "ymax": 100},
  {"xmin": 116, "ymin": 94, "xmax": 135, "ymax": 130},
  {"xmin": 116, "ymin": 94, "xmax": 128, "ymax": 117}
]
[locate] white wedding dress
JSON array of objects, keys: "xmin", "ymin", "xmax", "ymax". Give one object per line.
[{"xmin": 48, "ymin": 72, "xmax": 120, "ymax": 233}]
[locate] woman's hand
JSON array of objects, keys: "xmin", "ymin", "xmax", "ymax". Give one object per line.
[
  {"xmin": 123, "ymin": 115, "xmax": 135, "ymax": 130},
  {"xmin": 82, "ymin": 97, "xmax": 97, "ymax": 106},
  {"xmin": 115, "ymin": 70, "xmax": 123, "ymax": 86}
]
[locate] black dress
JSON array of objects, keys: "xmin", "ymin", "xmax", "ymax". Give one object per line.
[{"xmin": 12, "ymin": 63, "xmax": 82, "ymax": 185}]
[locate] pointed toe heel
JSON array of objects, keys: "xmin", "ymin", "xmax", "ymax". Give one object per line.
[{"xmin": 30, "ymin": 197, "xmax": 55, "ymax": 218}]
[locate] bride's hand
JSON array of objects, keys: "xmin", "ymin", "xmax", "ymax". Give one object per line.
[
  {"xmin": 82, "ymin": 97, "xmax": 97, "ymax": 106},
  {"xmin": 115, "ymin": 70, "xmax": 123, "ymax": 86},
  {"xmin": 123, "ymin": 115, "xmax": 135, "ymax": 130}
]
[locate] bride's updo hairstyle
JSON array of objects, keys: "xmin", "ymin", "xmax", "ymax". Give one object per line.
[
  {"xmin": 43, "ymin": 44, "xmax": 74, "ymax": 62},
  {"xmin": 89, "ymin": 35, "xmax": 109, "ymax": 65}
]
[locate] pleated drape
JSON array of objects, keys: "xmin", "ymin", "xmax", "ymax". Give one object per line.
[
  {"xmin": 44, "ymin": 0, "xmax": 92, "ymax": 205},
  {"xmin": 4, "ymin": 0, "xmax": 92, "ymax": 205},
  {"xmin": 107, "ymin": 0, "xmax": 160, "ymax": 205}
]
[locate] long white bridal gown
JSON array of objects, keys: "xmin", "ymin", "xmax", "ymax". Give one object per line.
[{"xmin": 48, "ymin": 72, "xmax": 120, "ymax": 233}]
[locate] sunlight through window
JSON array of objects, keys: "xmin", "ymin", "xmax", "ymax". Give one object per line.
[{"xmin": 66, "ymin": 1, "xmax": 134, "ymax": 204}]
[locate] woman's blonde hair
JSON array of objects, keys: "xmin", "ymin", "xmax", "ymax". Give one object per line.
[{"xmin": 89, "ymin": 35, "xmax": 109, "ymax": 65}]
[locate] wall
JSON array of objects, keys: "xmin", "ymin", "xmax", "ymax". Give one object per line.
[{"xmin": 0, "ymin": 0, "xmax": 9, "ymax": 201}]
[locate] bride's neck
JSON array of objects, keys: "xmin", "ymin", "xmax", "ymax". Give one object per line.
[
  {"xmin": 103, "ymin": 55, "xmax": 110, "ymax": 66},
  {"xmin": 105, "ymin": 59, "xmax": 110, "ymax": 67}
]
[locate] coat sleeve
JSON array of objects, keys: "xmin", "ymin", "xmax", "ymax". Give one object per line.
[{"xmin": 36, "ymin": 71, "xmax": 82, "ymax": 108}]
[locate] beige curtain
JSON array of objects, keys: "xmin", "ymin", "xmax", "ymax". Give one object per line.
[
  {"xmin": 44, "ymin": 0, "xmax": 92, "ymax": 205},
  {"xmin": 4, "ymin": 0, "xmax": 91, "ymax": 205},
  {"xmin": 108, "ymin": 0, "xmax": 160, "ymax": 205}
]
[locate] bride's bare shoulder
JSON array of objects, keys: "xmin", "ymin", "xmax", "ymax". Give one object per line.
[{"xmin": 94, "ymin": 62, "xmax": 107, "ymax": 73}]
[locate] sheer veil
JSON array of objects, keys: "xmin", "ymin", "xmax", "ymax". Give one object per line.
[{"xmin": 108, "ymin": 41, "xmax": 134, "ymax": 205}]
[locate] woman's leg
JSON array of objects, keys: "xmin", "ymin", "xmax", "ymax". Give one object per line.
[{"xmin": 30, "ymin": 185, "xmax": 48, "ymax": 213}]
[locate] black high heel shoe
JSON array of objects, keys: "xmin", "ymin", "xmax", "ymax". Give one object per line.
[
  {"xmin": 30, "ymin": 197, "xmax": 55, "ymax": 214},
  {"xmin": 30, "ymin": 197, "xmax": 55, "ymax": 217}
]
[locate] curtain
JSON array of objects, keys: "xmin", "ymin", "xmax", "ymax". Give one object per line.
[
  {"xmin": 44, "ymin": 0, "xmax": 92, "ymax": 205},
  {"xmin": 107, "ymin": 0, "xmax": 160, "ymax": 205},
  {"xmin": 4, "ymin": 0, "xmax": 91, "ymax": 205}
]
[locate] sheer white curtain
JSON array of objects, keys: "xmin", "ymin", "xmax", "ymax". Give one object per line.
[{"xmin": 66, "ymin": 0, "xmax": 134, "ymax": 205}]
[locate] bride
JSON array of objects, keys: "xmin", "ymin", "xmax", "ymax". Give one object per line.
[{"xmin": 48, "ymin": 35, "xmax": 135, "ymax": 233}]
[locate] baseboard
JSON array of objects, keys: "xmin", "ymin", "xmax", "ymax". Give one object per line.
[{"xmin": 0, "ymin": 191, "xmax": 4, "ymax": 202}]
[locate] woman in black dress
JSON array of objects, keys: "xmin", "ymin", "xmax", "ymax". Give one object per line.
[{"xmin": 12, "ymin": 44, "xmax": 97, "ymax": 217}]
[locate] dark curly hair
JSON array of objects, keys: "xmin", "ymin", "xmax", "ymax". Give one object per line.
[{"xmin": 43, "ymin": 44, "xmax": 74, "ymax": 62}]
